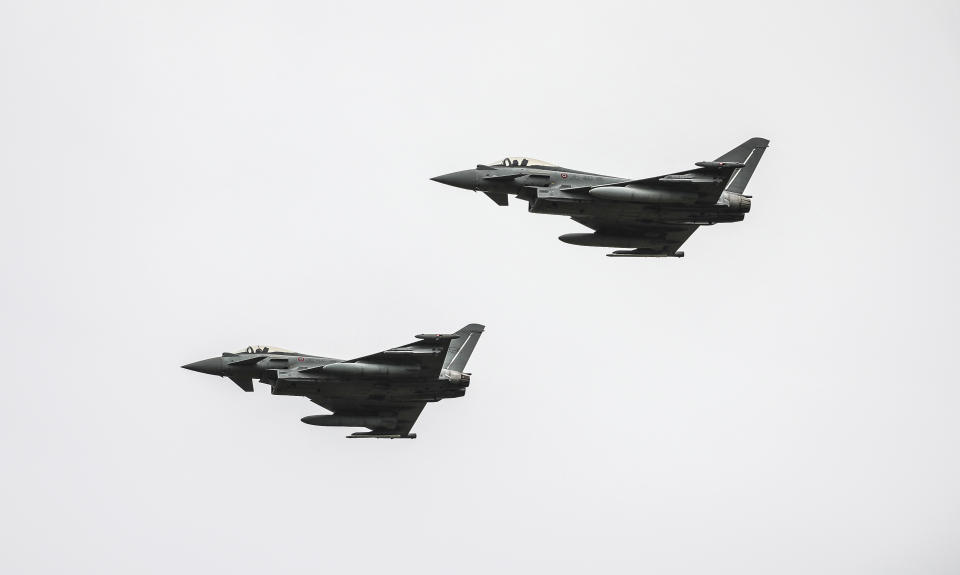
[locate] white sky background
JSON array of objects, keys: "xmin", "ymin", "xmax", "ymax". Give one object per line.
[{"xmin": 1, "ymin": 1, "xmax": 958, "ymax": 573}]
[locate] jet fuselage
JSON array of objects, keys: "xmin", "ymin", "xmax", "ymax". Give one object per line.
[
  {"xmin": 435, "ymin": 163, "xmax": 750, "ymax": 225},
  {"xmin": 183, "ymin": 351, "xmax": 469, "ymax": 403}
]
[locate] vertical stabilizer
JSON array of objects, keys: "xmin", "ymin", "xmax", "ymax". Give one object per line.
[
  {"xmin": 716, "ymin": 137, "xmax": 769, "ymax": 195},
  {"xmin": 443, "ymin": 324, "xmax": 485, "ymax": 372}
]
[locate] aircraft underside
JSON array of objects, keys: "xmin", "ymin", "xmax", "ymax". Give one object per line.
[
  {"xmin": 525, "ymin": 196, "xmax": 747, "ymax": 225},
  {"xmin": 269, "ymin": 377, "xmax": 467, "ymax": 404}
]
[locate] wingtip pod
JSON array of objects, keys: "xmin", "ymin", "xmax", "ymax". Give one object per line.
[
  {"xmin": 415, "ymin": 333, "xmax": 460, "ymax": 341},
  {"xmin": 695, "ymin": 161, "xmax": 746, "ymax": 169},
  {"xmin": 413, "ymin": 324, "xmax": 484, "ymax": 341}
]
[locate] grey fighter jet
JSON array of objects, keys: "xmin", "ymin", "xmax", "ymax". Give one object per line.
[
  {"xmin": 181, "ymin": 324, "xmax": 485, "ymax": 439},
  {"xmin": 432, "ymin": 138, "xmax": 769, "ymax": 257}
]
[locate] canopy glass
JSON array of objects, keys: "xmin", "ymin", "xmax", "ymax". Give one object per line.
[
  {"xmin": 234, "ymin": 345, "xmax": 298, "ymax": 355},
  {"xmin": 490, "ymin": 157, "xmax": 557, "ymax": 168}
]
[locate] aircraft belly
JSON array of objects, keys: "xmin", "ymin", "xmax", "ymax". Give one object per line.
[
  {"xmin": 530, "ymin": 198, "xmax": 744, "ymax": 224},
  {"xmin": 272, "ymin": 378, "xmax": 462, "ymax": 403},
  {"xmin": 531, "ymin": 198, "xmax": 680, "ymax": 220}
]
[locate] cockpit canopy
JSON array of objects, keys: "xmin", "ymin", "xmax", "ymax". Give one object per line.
[
  {"xmin": 491, "ymin": 157, "xmax": 557, "ymax": 168},
  {"xmin": 235, "ymin": 345, "xmax": 297, "ymax": 355}
]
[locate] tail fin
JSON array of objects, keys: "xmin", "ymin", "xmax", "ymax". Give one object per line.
[
  {"xmin": 443, "ymin": 323, "xmax": 485, "ymax": 372},
  {"xmin": 715, "ymin": 137, "xmax": 769, "ymax": 195}
]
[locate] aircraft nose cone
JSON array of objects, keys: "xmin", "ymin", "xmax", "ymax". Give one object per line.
[
  {"xmin": 181, "ymin": 357, "xmax": 224, "ymax": 376},
  {"xmin": 431, "ymin": 170, "xmax": 476, "ymax": 190}
]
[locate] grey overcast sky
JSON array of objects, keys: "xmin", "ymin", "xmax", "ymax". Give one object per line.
[{"xmin": 2, "ymin": 1, "xmax": 958, "ymax": 573}]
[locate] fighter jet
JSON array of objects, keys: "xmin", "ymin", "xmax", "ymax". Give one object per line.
[
  {"xmin": 432, "ymin": 137, "xmax": 769, "ymax": 257},
  {"xmin": 181, "ymin": 324, "xmax": 485, "ymax": 439}
]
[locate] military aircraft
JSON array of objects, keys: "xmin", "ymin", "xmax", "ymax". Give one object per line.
[
  {"xmin": 432, "ymin": 137, "xmax": 769, "ymax": 257},
  {"xmin": 181, "ymin": 324, "xmax": 485, "ymax": 439}
]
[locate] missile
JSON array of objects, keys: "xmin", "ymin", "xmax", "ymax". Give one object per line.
[
  {"xmin": 347, "ymin": 433, "xmax": 417, "ymax": 439},
  {"xmin": 588, "ymin": 186, "xmax": 697, "ymax": 204}
]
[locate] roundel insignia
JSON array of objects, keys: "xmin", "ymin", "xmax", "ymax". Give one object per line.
[
  {"xmin": 561, "ymin": 173, "xmax": 568, "ymax": 179},
  {"xmin": 298, "ymin": 357, "xmax": 304, "ymax": 362}
]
